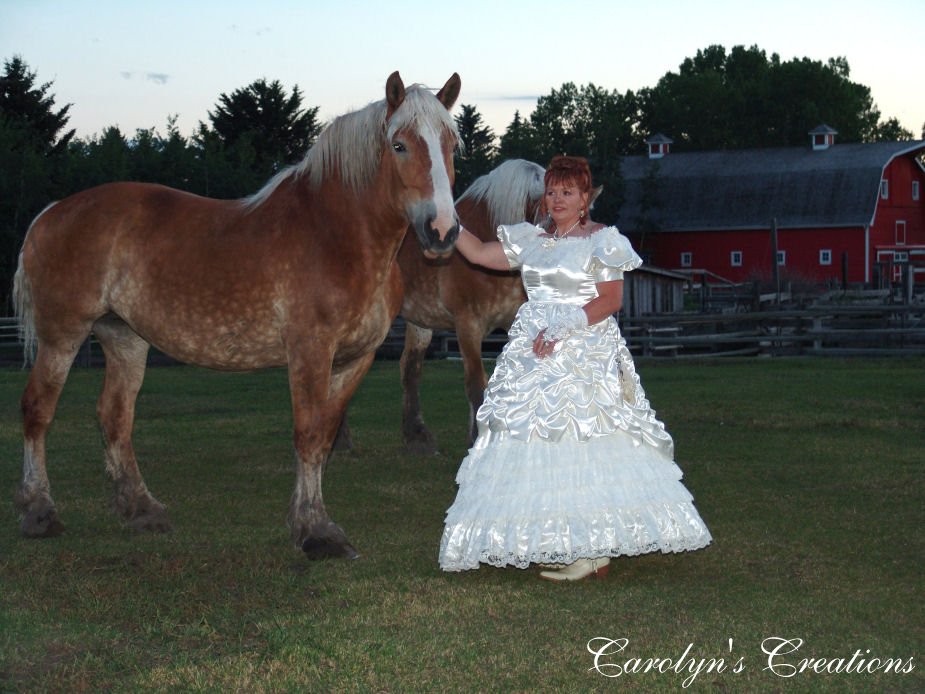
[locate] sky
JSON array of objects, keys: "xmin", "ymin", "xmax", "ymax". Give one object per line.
[{"xmin": 3, "ymin": 0, "xmax": 924, "ymax": 143}]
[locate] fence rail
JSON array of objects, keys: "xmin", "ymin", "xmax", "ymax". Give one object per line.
[
  {"xmin": 4, "ymin": 304, "xmax": 924, "ymax": 366},
  {"xmin": 429, "ymin": 305, "xmax": 925, "ymax": 359},
  {"xmin": 620, "ymin": 305, "xmax": 925, "ymax": 358},
  {"xmin": 0, "ymin": 317, "xmax": 100, "ymax": 366}
]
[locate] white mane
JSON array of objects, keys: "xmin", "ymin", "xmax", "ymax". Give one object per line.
[
  {"xmin": 243, "ymin": 84, "xmax": 459, "ymax": 209},
  {"xmin": 457, "ymin": 159, "xmax": 545, "ymax": 227}
]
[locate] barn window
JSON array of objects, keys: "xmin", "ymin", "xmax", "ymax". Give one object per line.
[
  {"xmin": 680, "ymin": 252, "xmax": 692, "ymax": 267},
  {"xmin": 819, "ymin": 249, "xmax": 832, "ymax": 265},
  {"xmin": 896, "ymin": 220, "xmax": 907, "ymax": 245},
  {"xmin": 914, "ymin": 181, "xmax": 920, "ymax": 201},
  {"xmin": 730, "ymin": 251, "xmax": 743, "ymax": 267},
  {"xmin": 777, "ymin": 250, "xmax": 786, "ymax": 266},
  {"xmin": 880, "ymin": 180, "xmax": 889, "ymax": 199}
]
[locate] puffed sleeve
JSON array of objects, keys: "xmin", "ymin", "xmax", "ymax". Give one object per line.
[
  {"xmin": 496, "ymin": 222, "xmax": 540, "ymax": 270},
  {"xmin": 584, "ymin": 226, "xmax": 643, "ymax": 282}
]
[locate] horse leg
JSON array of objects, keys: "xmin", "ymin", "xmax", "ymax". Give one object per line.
[
  {"xmin": 288, "ymin": 351, "xmax": 375, "ymax": 560},
  {"xmin": 332, "ymin": 415, "xmax": 355, "ymax": 452},
  {"xmin": 93, "ymin": 317, "xmax": 171, "ymax": 533},
  {"xmin": 400, "ymin": 322, "xmax": 438, "ymax": 454},
  {"xmin": 16, "ymin": 342, "xmax": 83, "ymax": 537},
  {"xmin": 455, "ymin": 320, "xmax": 490, "ymax": 446}
]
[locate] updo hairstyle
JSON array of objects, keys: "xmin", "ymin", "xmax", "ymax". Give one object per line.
[{"xmin": 541, "ymin": 155, "xmax": 594, "ymax": 226}]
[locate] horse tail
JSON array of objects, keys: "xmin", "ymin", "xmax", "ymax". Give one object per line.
[
  {"xmin": 13, "ymin": 251, "xmax": 36, "ymax": 367},
  {"xmin": 13, "ymin": 202, "xmax": 57, "ymax": 367}
]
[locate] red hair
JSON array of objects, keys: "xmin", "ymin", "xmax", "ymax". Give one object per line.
[{"xmin": 541, "ymin": 155, "xmax": 593, "ymax": 225}]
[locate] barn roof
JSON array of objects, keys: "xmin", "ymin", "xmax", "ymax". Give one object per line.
[{"xmin": 614, "ymin": 140, "xmax": 925, "ymax": 233}]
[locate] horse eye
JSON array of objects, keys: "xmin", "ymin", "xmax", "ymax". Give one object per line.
[{"xmin": 392, "ymin": 142, "xmax": 406, "ymax": 153}]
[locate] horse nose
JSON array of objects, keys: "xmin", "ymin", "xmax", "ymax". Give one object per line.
[
  {"xmin": 425, "ymin": 219, "xmax": 459, "ymax": 255},
  {"xmin": 415, "ymin": 215, "xmax": 459, "ymax": 257}
]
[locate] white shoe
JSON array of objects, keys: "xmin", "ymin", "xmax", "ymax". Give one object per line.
[{"xmin": 539, "ymin": 557, "xmax": 610, "ymax": 582}]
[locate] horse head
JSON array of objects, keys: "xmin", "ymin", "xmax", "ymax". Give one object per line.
[{"xmin": 384, "ymin": 72, "xmax": 461, "ymax": 259}]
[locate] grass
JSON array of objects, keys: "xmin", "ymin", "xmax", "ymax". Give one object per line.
[{"xmin": 0, "ymin": 357, "xmax": 923, "ymax": 692}]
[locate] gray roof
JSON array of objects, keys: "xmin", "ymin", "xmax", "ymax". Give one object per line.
[{"xmin": 614, "ymin": 140, "xmax": 925, "ymax": 232}]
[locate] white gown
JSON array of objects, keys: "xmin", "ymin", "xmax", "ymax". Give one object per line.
[{"xmin": 439, "ymin": 223, "xmax": 712, "ymax": 571}]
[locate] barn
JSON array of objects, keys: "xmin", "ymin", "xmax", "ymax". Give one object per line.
[{"xmin": 615, "ymin": 127, "xmax": 925, "ymax": 289}]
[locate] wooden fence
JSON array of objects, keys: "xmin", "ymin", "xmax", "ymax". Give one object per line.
[
  {"xmin": 620, "ymin": 305, "xmax": 925, "ymax": 358},
  {"xmin": 432, "ymin": 305, "xmax": 925, "ymax": 359},
  {"xmin": 3, "ymin": 304, "xmax": 924, "ymax": 365}
]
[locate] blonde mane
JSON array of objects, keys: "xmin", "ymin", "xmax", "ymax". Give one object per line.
[
  {"xmin": 458, "ymin": 159, "xmax": 545, "ymax": 227},
  {"xmin": 244, "ymin": 84, "xmax": 459, "ymax": 209}
]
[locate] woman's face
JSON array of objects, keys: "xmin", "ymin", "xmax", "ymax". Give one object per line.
[{"xmin": 545, "ymin": 179, "xmax": 589, "ymax": 229}]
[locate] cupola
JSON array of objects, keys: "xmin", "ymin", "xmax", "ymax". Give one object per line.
[
  {"xmin": 646, "ymin": 133, "xmax": 673, "ymax": 159},
  {"xmin": 809, "ymin": 124, "xmax": 838, "ymax": 151}
]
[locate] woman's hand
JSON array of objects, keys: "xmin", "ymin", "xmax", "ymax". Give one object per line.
[{"xmin": 533, "ymin": 329, "xmax": 557, "ymax": 358}]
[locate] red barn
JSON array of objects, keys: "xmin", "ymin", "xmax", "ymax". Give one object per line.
[{"xmin": 615, "ymin": 127, "xmax": 925, "ymax": 288}]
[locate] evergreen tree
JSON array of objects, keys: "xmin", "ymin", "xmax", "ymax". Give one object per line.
[
  {"xmin": 0, "ymin": 55, "xmax": 74, "ymax": 155},
  {"xmin": 199, "ymin": 78, "xmax": 322, "ymax": 189},
  {"xmin": 0, "ymin": 56, "xmax": 75, "ymax": 310},
  {"xmin": 496, "ymin": 110, "xmax": 541, "ymax": 164},
  {"xmin": 453, "ymin": 104, "xmax": 496, "ymax": 195}
]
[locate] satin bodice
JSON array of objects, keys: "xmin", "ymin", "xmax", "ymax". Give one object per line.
[
  {"xmin": 521, "ymin": 240, "xmax": 604, "ymax": 304},
  {"xmin": 497, "ymin": 223, "xmax": 642, "ymax": 305}
]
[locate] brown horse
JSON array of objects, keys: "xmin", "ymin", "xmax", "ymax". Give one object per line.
[
  {"xmin": 13, "ymin": 71, "xmax": 461, "ymax": 559},
  {"xmin": 398, "ymin": 159, "xmax": 544, "ymax": 452}
]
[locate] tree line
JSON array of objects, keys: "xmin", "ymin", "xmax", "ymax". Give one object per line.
[{"xmin": 2, "ymin": 46, "xmax": 920, "ymax": 311}]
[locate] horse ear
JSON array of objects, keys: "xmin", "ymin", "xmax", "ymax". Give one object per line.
[
  {"xmin": 386, "ymin": 71, "xmax": 406, "ymax": 119},
  {"xmin": 590, "ymin": 185, "xmax": 604, "ymax": 208},
  {"xmin": 436, "ymin": 73, "xmax": 461, "ymax": 111}
]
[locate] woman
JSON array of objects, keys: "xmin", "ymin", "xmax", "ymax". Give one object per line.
[{"xmin": 439, "ymin": 156, "xmax": 711, "ymax": 581}]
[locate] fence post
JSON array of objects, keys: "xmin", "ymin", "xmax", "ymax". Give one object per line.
[
  {"xmin": 813, "ymin": 316, "xmax": 823, "ymax": 351},
  {"xmin": 771, "ymin": 218, "xmax": 780, "ymax": 305}
]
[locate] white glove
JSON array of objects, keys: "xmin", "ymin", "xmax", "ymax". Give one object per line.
[{"xmin": 544, "ymin": 305, "xmax": 588, "ymax": 342}]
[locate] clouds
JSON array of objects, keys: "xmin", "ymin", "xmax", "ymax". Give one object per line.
[{"xmin": 120, "ymin": 71, "xmax": 171, "ymax": 85}]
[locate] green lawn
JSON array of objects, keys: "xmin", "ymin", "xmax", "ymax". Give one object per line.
[{"xmin": 1, "ymin": 358, "xmax": 923, "ymax": 692}]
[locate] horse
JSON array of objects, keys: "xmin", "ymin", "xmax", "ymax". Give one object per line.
[
  {"xmin": 344, "ymin": 159, "xmax": 542, "ymax": 455},
  {"xmin": 396, "ymin": 159, "xmax": 546, "ymax": 452},
  {"xmin": 12, "ymin": 71, "xmax": 462, "ymax": 560}
]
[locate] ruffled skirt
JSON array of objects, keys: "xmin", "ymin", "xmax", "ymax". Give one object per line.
[{"xmin": 439, "ymin": 302, "xmax": 711, "ymax": 571}]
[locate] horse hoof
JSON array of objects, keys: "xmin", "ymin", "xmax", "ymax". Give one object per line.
[
  {"xmin": 21, "ymin": 510, "xmax": 65, "ymax": 539},
  {"xmin": 302, "ymin": 536, "xmax": 360, "ymax": 560},
  {"xmin": 127, "ymin": 510, "xmax": 173, "ymax": 534}
]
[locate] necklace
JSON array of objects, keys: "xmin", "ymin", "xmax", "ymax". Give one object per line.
[{"xmin": 542, "ymin": 219, "xmax": 581, "ymax": 249}]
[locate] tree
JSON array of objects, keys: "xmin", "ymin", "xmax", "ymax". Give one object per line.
[
  {"xmin": 0, "ymin": 55, "xmax": 74, "ymax": 155},
  {"xmin": 637, "ymin": 45, "xmax": 903, "ymax": 149},
  {"xmin": 80, "ymin": 126, "xmax": 131, "ymax": 187},
  {"xmin": 522, "ymin": 83, "xmax": 634, "ymax": 222},
  {"xmin": 453, "ymin": 104, "xmax": 496, "ymax": 195},
  {"xmin": 200, "ymin": 78, "xmax": 321, "ymax": 185},
  {"xmin": 156, "ymin": 116, "xmax": 200, "ymax": 192},
  {"xmin": 869, "ymin": 117, "xmax": 914, "ymax": 142},
  {"xmin": 0, "ymin": 56, "xmax": 75, "ymax": 311},
  {"xmin": 529, "ymin": 82, "xmax": 589, "ymax": 163},
  {"xmin": 497, "ymin": 110, "xmax": 541, "ymax": 164}
]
